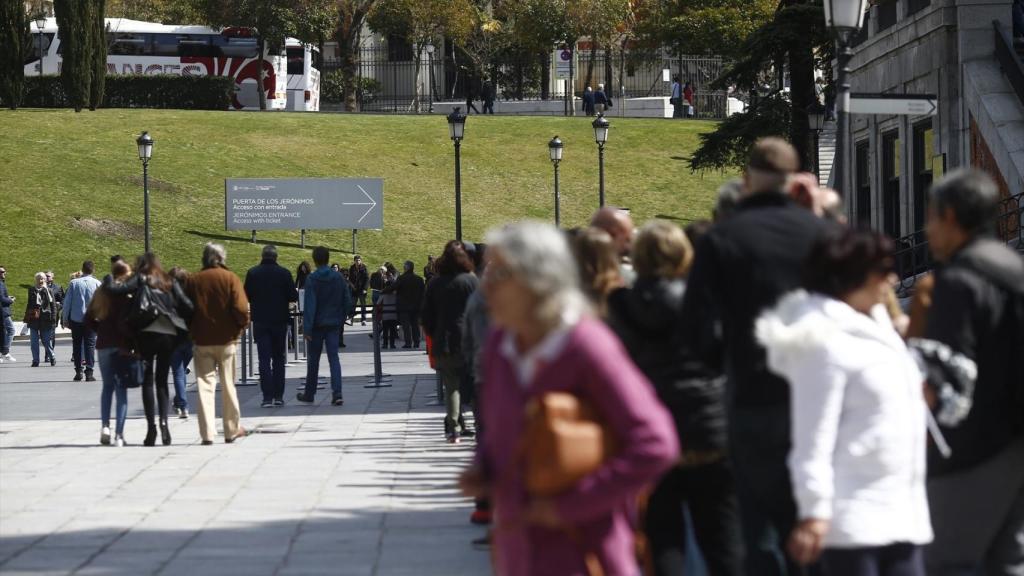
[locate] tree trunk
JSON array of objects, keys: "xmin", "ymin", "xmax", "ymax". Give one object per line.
[
  {"xmin": 0, "ymin": 0, "xmax": 28, "ymax": 110},
  {"xmin": 256, "ymin": 36, "xmax": 267, "ymax": 110},
  {"xmin": 411, "ymin": 44, "xmax": 422, "ymax": 113},
  {"xmin": 54, "ymin": 0, "xmax": 89, "ymax": 112},
  {"xmin": 584, "ymin": 41, "xmax": 596, "ymax": 88},
  {"xmin": 335, "ymin": 6, "xmax": 365, "ymax": 112},
  {"xmin": 88, "ymin": 0, "xmax": 106, "ymax": 111},
  {"xmin": 785, "ymin": 1, "xmax": 815, "ymax": 171}
]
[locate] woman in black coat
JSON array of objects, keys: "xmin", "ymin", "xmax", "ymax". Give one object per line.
[{"xmin": 25, "ymin": 272, "xmax": 58, "ymax": 367}]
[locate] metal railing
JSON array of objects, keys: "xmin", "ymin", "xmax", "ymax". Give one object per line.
[
  {"xmin": 893, "ymin": 190, "xmax": 1024, "ymax": 295},
  {"xmin": 994, "ymin": 20, "xmax": 1024, "ymax": 107}
]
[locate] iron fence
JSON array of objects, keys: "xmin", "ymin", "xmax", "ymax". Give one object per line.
[{"xmin": 320, "ymin": 46, "xmax": 728, "ymax": 118}]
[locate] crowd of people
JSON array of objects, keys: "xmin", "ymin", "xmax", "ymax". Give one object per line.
[{"xmin": 1, "ymin": 136, "xmax": 1021, "ymax": 576}]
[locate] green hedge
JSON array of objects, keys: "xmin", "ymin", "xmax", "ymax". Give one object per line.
[{"xmin": 2, "ymin": 74, "xmax": 235, "ymax": 110}]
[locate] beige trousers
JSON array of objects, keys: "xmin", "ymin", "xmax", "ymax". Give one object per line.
[{"xmin": 193, "ymin": 343, "xmax": 241, "ymax": 442}]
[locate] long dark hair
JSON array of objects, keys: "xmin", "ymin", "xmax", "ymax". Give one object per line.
[
  {"xmin": 435, "ymin": 240, "xmax": 475, "ymax": 276},
  {"xmin": 135, "ymin": 252, "xmax": 171, "ymax": 291},
  {"xmin": 802, "ymin": 228, "xmax": 894, "ymax": 299}
]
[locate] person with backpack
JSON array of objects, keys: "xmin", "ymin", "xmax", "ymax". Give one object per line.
[
  {"xmin": 920, "ymin": 169, "xmax": 1024, "ymax": 576},
  {"xmin": 104, "ymin": 253, "xmax": 193, "ymax": 446}
]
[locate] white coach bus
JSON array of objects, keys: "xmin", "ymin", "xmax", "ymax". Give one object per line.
[
  {"xmin": 285, "ymin": 39, "xmax": 320, "ymax": 112},
  {"xmin": 26, "ymin": 18, "xmax": 319, "ymax": 111}
]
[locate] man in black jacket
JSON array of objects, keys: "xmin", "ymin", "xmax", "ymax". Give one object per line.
[
  {"xmin": 244, "ymin": 245, "xmax": 298, "ymax": 407},
  {"xmin": 922, "ymin": 169, "xmax": 1024, "ymax": 576},
  {"xmin": 680, "ymin": 138, "xmax": 832, "ymax": 576},
  {"xmin": 390, "ymin": 261, "xmax": 425, "ymax": 348},
  {"xmin": 348, "ymin": 255, "xmax": 369, "ymax": 325}
]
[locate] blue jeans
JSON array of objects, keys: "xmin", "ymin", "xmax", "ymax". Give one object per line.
[
  {"xmin": 254, "ymin": 322, "xmax": 288, "ymax": 402},
  {"xmin": 170, "ymin": 340, "xmax": 192, "ymax": 410},
  {"xmin": 30, "ymin": 325, "xmax": 54, "ymax": 364},
  {"xmin": 97, "ymin": 348, "xmax": 129, "ymax": 435},
  {"xmin": 304, "ymin": 326, "xmax": 342, "ymax": 399},
  {"xmin": 69, "ymin": 320, "xmax": 97, "ymax": 373},
  {"xmin": 1, "ymin": 315, "xmax": 13, "ymax": 354}
]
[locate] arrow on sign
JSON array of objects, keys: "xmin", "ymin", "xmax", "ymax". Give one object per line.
[
  {"xmin": 342, "ymin": 184, "xmax": 378, "ymax": 223},
  {"xmin": 848, "ymin": 93, "xmax": 937, "ymax": 116}
]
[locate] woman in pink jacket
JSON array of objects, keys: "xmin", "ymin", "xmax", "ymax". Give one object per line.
[{"xmin": 460, "ymin": 221, "xmax": 679, "ymax": 576}]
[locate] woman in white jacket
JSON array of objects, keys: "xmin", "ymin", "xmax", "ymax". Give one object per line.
[{"xmin": 756, "ymin": 228, "xmax": 932, "ymax": 576}]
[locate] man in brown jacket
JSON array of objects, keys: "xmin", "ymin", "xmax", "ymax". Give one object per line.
[{"xmin": 187, "ymin": 243, "xmax": 251, "ymax": 445}]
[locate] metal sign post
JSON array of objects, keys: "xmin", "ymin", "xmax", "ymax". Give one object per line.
[{"xmin": 365, "ymin": 315, "xmax": 393, "ymax": 388}]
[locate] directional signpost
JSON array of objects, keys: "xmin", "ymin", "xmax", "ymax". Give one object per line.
[
  {"xmin": 224, "ymin": 178, "xmax": 383, "ymax": 231},
  {"xmin": 849, "ymin": 93, "xmax": 937, "ymax": 116}
]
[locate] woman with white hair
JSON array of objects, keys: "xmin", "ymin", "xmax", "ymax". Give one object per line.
[
  {"xmin": 460, "ymin": 221, "xmax": 678, "ymax": 576},
  {"xmin": 24, "ymin": 272, "xmax": 58, "ymax": 367}
]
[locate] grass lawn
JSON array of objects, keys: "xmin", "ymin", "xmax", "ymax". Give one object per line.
[{"xmin": 0, "ymin": 108, "xmax": 734, "ymax": 292}]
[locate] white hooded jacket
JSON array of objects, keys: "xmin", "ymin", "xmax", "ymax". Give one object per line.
[{"xmin": 756, "ymin": 290, "xmax": 933, "ymax": 548}]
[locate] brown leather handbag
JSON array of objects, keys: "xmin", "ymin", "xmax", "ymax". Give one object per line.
[{"xmin": 521, "ymin": 392, "xmax": 616, "ymax": 497}]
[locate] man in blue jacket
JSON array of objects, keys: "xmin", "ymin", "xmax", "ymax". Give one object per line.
[
  {"xmin": 245, "ymin": 245, "xmax": 298, "ymax": 408},
  {"xmin": 296, "ymin": 246, "xmax": 352, "ymax": 406},
  {"xmin": 0, "ymin": 265, "xmax": 15, "ymax": 362},
  {"xmin": 62, "ymin": 261, "xmax": 102, "ymax": 381}
]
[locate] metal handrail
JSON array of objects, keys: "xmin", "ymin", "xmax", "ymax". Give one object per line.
[
  {"xmin": 994, "ymin": 20, "xmax": 1024, "ymax": 106},
  {"xmin": 893, "ymin": 190, "xmax": 1023, "ymax": 296}
]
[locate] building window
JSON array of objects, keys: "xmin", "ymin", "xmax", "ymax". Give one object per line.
[
  {"xmin": 912, "ymin": 121, "xmax": 934, "ymax": 232},
  {"xmin": 877, "ymin": 0, "xmax": 898, "ymax": 32},
  {"xmin": 906, "ymin": 0, "xmax": 930, "ymax": 16},
  {"xmin": 855, "ymin": 141, "xmax": 872, "ymax": 228},
  {"xmin": 881, "ymin": 131, "xmax": 901, "ymax": 238}
]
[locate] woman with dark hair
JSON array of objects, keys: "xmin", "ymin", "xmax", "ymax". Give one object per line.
[
  {"xmin": 295, "ymin": 261, "xmax": 312, "ymax": 290},
  {"xmin": 421, "ymin": 240, "xmax": 478, "ymax": 442},
  {"xmin": 756, "ymin": 229, "xmax": 932, "ymax": 576},
  {"xmin": 104, "ymin": 253, "xmax": 193, "ymax": 447},
  {"xmin": 89, "ymin": 260, "xmax": 135, "ymax": 446},
  {"xmin": 168, "ymin": 267, "xmax": 193, "ymax": 420}
]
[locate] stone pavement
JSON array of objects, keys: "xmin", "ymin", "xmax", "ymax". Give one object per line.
[{"xmin": 0, "ymin": 324, "xmax": 490, "ymax": 576}]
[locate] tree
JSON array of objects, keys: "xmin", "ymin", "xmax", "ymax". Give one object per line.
[
  {"xmin": 0, "ymin": 0, "xmax": 30, "ymax": 110},
  {"xmin": 689, "ymin": 0, "xmax": 832, "ymax": 173},
  {"xmin": 54, "ymin": 0, "xmax": 93, "ymax": 112},
  {"xmin": 105, "ymin": 0, "xmax": 202, "ymax": 23},
  {"xmin": 89, "ymin": 0, "xmax": 107, "ymax": 110},
  {"xmin": 368, "ymin": 0, "xmax": 475, "ymax": 112},
  {"xmin": 335, "ymin": 0, "xmax": 378, "ymax": 112}
]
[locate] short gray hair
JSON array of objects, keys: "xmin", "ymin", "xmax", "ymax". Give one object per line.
[
  {"xmin": 202, "ymin": 242, "xmax": 227, "ymax": 268},
  {"xmin": 714, "ymin": 178, "xmax": 744, "ymax": 221},
  {"xmin": 485, "ymin": 221, "xmax": 590, "ymax": 327},
  {"xmin": 262, "ymin": 245, "xmax": 278, "ymax": 260},
  {"xmin": 34, "ymin": 272, "xmax": 47, "ymax": 284}
]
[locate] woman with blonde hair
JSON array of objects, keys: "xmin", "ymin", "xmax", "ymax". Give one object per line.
[
  {"xmin": 608, "ymin": 220, "xmax": 744, "ymax": 575},
  {"xmin": 25, "ymin": 272, "xmax": 58, "ymax": 367},
  {"xmin": 572, "ymin": 227, "xmax": 624, "ymax": 318}
]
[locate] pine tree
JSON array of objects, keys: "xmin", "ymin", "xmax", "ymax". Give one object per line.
[
  {"xmin": 54, "ymin": 0, "xmax": 90, "ymax": 112},
  {"xmin": 89, "ymin": 0, "xmax": 107, "ymax": 110},
  {"xmin": 0, "ymin": 0, "xmax": 29, "ymax": 110}
]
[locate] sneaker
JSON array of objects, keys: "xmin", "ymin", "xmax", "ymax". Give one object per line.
[
  {"xmin": 2, "ymin": 354, "xmax": 16, "ymax": 362},
  {"xmin": 460, "ymin": 428, "xmax": 476, "ymax": 439},
  {"xmin": 446, "ymin": 433, "xmax": 461, "ymax": 444},
  {"xmin": 73, "ymin": 373, "xmax": 83, "ymax": 382},
  {"xmin": 85, "ymin": 374, "xmax": 96, "ymax": 382},
  {"xmin": 31, "ymin": 362, "xmax": 39, "ymax": 367},
  {"xmin": 114, "ymin": 435, "xmax": 126, "ymax": 447},
  {"xmin": 295, "ymin": 392, "xmax": 314, "ymax": 404},
  {"xmin": 177, "ymin": 407, "xmax": 189, "ymax": 420},
  {"xmin": 470, "ymin": 509, "xmax": 492, "ymax": 525},
  {"xmin": 100, "ymin": 426, "xmax": 111, "ymax": 445},
  {"xmin": 50, "ymin": 358, "xmax": 56, "ymax": 366},
  {"xmin": 272, "ymin": 399, "xmax": 285, "ymax": 407},
  {"xmin": 261, "ymin": 399, "xmax": 273, "ymax": 408},
  {"xmin": 331, "ymin": 396, "xmax": 345, "ymax": 406}
]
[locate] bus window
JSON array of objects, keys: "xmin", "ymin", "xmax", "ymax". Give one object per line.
[
  {"xmin": 287, "ymin": 46, "xmax": 304, "ymax": 75},
  {"xmin": 108, "ymin": 33, "xmax": 150, "ymax": 55},
  {"xmin": 176, "ymin": 34, "xmax": 214, "ymax": 57},
  {"xmin": 152, "ymin": 33, "xmax": 179, "ymax": 57},
  {"xmin": 213, "ymin": 35, "xmax": 258, "ymax": 58}
]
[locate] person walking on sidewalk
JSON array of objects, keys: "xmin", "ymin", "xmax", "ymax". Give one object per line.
[
  {"xmin": 0, "ymin": 266, "xmax": 12, "ymax": 363},
  {"xmin": 297, "ymin": 246, "xmax": 352, "ymax": 406},
  {"xmin": 245, "ymin": 245, "xmax": 298, "ymax": 408},
  {"xmin": 348, "ymin": 255, "xmax": 369, "ymax": 325},
  {"xmin": 390, "ymin": 261, "xmax": 425, "ymax": 349},
  {"xmin": 24, "ymin": 272, "xmax": 58, "ymax": 367},
  {"xmin": 680, "ymin": 138, "xmax": 833, "ymax": 576},
  {"xmin": 62, "ymin": 261, "xmax": 102, "ymax": 380},
  {"xmin": 186, "ymin": 243, "xmax": 250, "ymax": 445},
  {"xmin": 168, "ymin": 267, "xmax": 193, "ymax": 420},
  {"xmin": 45, "ymin": 270, "xmax": 63, "ymax": 360},
  {"xmin": 421, "ymin": 241, "xmax": 478, "ymax": 443},
  {"xmin": 89, "ymin": 260, "xmax": 136, "ymax": 447},
  {"xmin": 920, "ymin": 169, "xmax": 1024, "ymax": 576}
]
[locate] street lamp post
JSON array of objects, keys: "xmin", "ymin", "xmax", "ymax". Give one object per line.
[
  {"xmin": 136, "ymin": 132, "xmax": 154, "ymax": 253},
  {"xmin": 592, "ymin": 113, "xmax": 609, "ymax": 207},
  {"xmin": 34, "ymin": 12, "xmax": 45, "ymax": 77},
  {"xmin": 549, "ymin": 136, "xmax": 563, "ymax": 227},
  {"xmin": 447, "ymin": 107, "xmax": 467, "ymax": 241},
  {"xmin": 426, "ymin": 44, "xmax": 435, "ymax": 113},
  {"xmin": 806, "ymin": 101, "xmax": 826, "ymax": 180},
  {"xmin": 824, "ymin": 0, "xmax": 868, "ymax": 196}
]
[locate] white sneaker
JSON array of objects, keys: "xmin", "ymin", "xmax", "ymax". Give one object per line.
[
  {"xmin": 2, "ymin": 354, "xmax": 15, "ymax": 362},
  {"xmin": 100, "ymin": 426, "xmax": 111, "ymax": 445},
  {"xmin": 114, "ymin": 435, "xmax": 126, "ymax": 447}
]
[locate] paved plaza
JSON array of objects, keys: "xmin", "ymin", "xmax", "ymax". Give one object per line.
[{"xmin": 0, "ymin": 325, "xmax": 489, "ymax": 576}]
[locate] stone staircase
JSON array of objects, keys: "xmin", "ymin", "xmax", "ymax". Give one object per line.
[{"xmin": 817, "ymin": 121, "xmax": 837, "ymax": 188}]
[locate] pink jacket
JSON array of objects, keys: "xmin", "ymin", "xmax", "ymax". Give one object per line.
[{"xmin": 480, "ymin": 317, "xmax": 679, "ymax": 576}]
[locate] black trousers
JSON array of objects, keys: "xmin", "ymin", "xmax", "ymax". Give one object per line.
[
  {"xmin": 137, "ymin": 332, "xmax": 177, "ymax": 426},
  {"xmin": 399, "ymin": 310, "xmax": 420, "ymax": 346},
  {"xmin": 822, "ymin": 544, "xmax": 924, "ymax": 576},
  {"xmin": 645, "ymin": 459, "xmax": 745, "ymax": 576}
]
